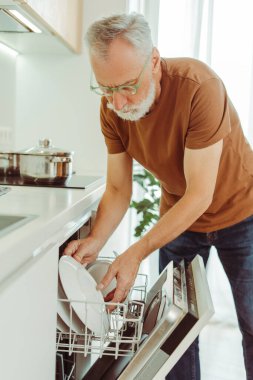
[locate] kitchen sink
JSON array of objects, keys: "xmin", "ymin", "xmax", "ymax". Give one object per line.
[{"xmin": 0, "ymin": 214, "xmax": 37, "ymax": 237}]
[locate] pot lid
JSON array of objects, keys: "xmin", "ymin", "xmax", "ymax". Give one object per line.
[{"xmin": 22, "ymin": 138, "xmax": 74, "ymax": 156}]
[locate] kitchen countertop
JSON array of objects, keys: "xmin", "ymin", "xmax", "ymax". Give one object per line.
[{"xmin": 0, "ymin": 177, "xmax": 105, "ymax": 288}]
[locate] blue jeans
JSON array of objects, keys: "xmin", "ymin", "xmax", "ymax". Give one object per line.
[{"xmin": 159, "ymin": 215, "xmax": 253, "ymax": 380}]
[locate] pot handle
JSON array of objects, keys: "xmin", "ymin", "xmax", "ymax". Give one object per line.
[{"xmin": 50, "ymin": 156, "xmax": 72, "ymax": 163}]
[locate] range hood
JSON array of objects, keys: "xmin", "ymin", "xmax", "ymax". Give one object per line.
[
  {"xmin": 0, "ymin": 0, "xmax": 75, "ymax": 54},
  {"xmin": 0, "ymin": 8, "xmax": 41, "ymax": 33},
  {"xmin": 0, "ymin": 1, "xmax": 45, "ymax": 34}
]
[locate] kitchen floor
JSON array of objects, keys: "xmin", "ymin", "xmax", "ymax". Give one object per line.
[
  {"xmin": 200, "ymin": 249, "xmax": 246, "ymax": 380},
  {"xmin": 140, "ymin": 248, "xmax": 246, "ymax": 380}
]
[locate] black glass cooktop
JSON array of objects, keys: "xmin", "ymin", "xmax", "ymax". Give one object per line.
[{"xmin": 0, "ymin": 175, "xmax": 103, "ymax": 189}]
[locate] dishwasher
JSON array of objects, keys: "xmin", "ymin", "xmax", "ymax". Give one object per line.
[{"xmin": 56, "ymin": 232, "xmax": 214, "ymax": 380}]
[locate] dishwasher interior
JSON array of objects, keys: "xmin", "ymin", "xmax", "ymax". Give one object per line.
[{"xmin": 56, "ymin": 222, "xmax": 214, "ymax": 380}]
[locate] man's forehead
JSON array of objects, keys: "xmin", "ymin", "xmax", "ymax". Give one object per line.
[
  {"xmin": 92, "ymin": 39, "xmax": 144, "ymax": 65},
  {"xmin": 91, "ymin": 52, "xmax": 145, "ymax": 86}
]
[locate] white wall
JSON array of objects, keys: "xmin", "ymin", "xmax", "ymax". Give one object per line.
[
  {"xmin": 15, "ymin": 0, "xmax": 127, "ymax": 176},
  {"xmin": 0, "ymin": 51, "xmax": 16, "ymax": 150},
  {"xmin": 15, "ymin": 52, "xmax": 105, "ymax": 175}
]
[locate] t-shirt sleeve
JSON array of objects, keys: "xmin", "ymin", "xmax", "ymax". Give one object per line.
[
  {"xmin": 185, "ymin": 78, "xmax": 231, "ymax": 149},
  {"xmin": 100, "ymin": 98, "xmax": 126, "ymax": 154}
]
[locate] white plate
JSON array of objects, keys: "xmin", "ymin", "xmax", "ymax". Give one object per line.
[
  {"xmin": 57, "ymin": 278, "xmax": 85, "ymax": 334},
  {"xmin": 87, "ymin": 260, "xmax": 117, "ymax": 297},
  {"xmin": 59, "ymin": 256, "xmax": 110, "ymax": 335}
]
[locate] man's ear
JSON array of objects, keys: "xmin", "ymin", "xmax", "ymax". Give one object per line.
[{"xmin": 152, "ymin": 47, "xmax": 161, "ymax": 73}]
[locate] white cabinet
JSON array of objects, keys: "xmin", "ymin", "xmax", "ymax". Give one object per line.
[
  {"xmin": 0, "ymin": 244, "xmax": 59, "ymax": 380},
  {"xmin": 19, "ymin": 0, "xmax": 84, "ymax": 53}
]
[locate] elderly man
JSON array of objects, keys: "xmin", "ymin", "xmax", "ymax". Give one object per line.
[{"xmin": 64, "ymin": 13, "xmax": 253, "ymax": 380}]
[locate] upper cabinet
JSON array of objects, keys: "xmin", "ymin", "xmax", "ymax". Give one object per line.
[
  {"xmin": 20, "ymin": 0, "xmax": 84, "ymax": 53},
  {"xmin": 0, "ymin": 0, "xmax": 84, "ymax": 54}
]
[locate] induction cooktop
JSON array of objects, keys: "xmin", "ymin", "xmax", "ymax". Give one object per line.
[{"xmin": 0, "ymin": 175, "xmax": 103, "ymax": 189}]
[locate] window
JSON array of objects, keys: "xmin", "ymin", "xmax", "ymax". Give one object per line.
[{"xmin": 158, "ymin": 0, "xmax": 253, "ymax": 142}]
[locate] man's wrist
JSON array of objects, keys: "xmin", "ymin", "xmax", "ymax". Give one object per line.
[
  {"xmin": 87, "ymin": 232, "xmax": 105, "ymax": 251},
  {"xmin": 132, "ymin": 238, "xmax": 150, "ymax": 262}
]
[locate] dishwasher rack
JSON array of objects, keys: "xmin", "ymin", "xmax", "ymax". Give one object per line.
[{"xmin": 56, "ymin": 273, "xmax": 148, "ymax": 360}]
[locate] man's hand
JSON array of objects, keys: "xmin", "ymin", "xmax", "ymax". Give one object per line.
[
  {"xmin": 63, "ymin": 236, "xmax": 100, "ymax": 265},
  {"xmin": 97, "ymin": 248, "xmax": 142, "ymax": 312}
]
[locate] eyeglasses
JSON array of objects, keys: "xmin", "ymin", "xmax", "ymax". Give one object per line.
[{"xmin": 90, "ymin": 53, "xmax": 152, "ymax": 97}]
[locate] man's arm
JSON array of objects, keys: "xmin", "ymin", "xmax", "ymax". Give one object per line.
[
  {"xmin": 138, "ymin": 139, "xmax": 223, "ymax": 256},
  {"xmin": 64, "ymin": 151, "xmax": 133, "ymax": 263},
  {"xmin": 99, "ymin": 139, "xmax": 223, "ymax": 307}
]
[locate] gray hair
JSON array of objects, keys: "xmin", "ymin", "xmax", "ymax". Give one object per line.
[{"xmin": 85, "ymin": 13, "xmax": 153, "ymax": 60}]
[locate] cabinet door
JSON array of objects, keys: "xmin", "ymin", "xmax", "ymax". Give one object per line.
[
  {"xmin": 0, "ymin": 244, "xmax": 59, "ymax": 380},
  {"xmin": 20, "ymin": 0, "xmax": 83, "ymax": 53}
]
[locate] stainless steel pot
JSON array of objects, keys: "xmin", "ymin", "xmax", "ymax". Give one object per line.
[
  {"xmin": 0, "ymin": 152, "xmax": 20, "ymax": 177},
  {"xmin": 19, "ymin": 138, "xmax": 74, "ymax": 184}
]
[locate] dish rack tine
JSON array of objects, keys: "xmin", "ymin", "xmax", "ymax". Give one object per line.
[{"xmin": 56, "ymin": 331, "xmax": 62, "ymax": 350}]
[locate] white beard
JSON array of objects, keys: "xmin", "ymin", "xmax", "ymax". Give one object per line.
[{"xmin": 107, "ymin": 79, "xmax": 156, "ymax": 121}]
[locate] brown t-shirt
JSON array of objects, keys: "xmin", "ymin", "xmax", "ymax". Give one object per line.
[{"xmin": 100, "ymin": 57, "xmax": 253, "ymax": 232}]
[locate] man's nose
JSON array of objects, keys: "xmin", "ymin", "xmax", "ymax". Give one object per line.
[{"xmin": 111, "ymin": 91, "xmax": 127, "ymax": 111}]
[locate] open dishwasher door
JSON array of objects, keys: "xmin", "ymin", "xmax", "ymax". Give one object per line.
[{"xmin": 83, "ymin": 255, "xmax": 214, "ymax": 380}]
